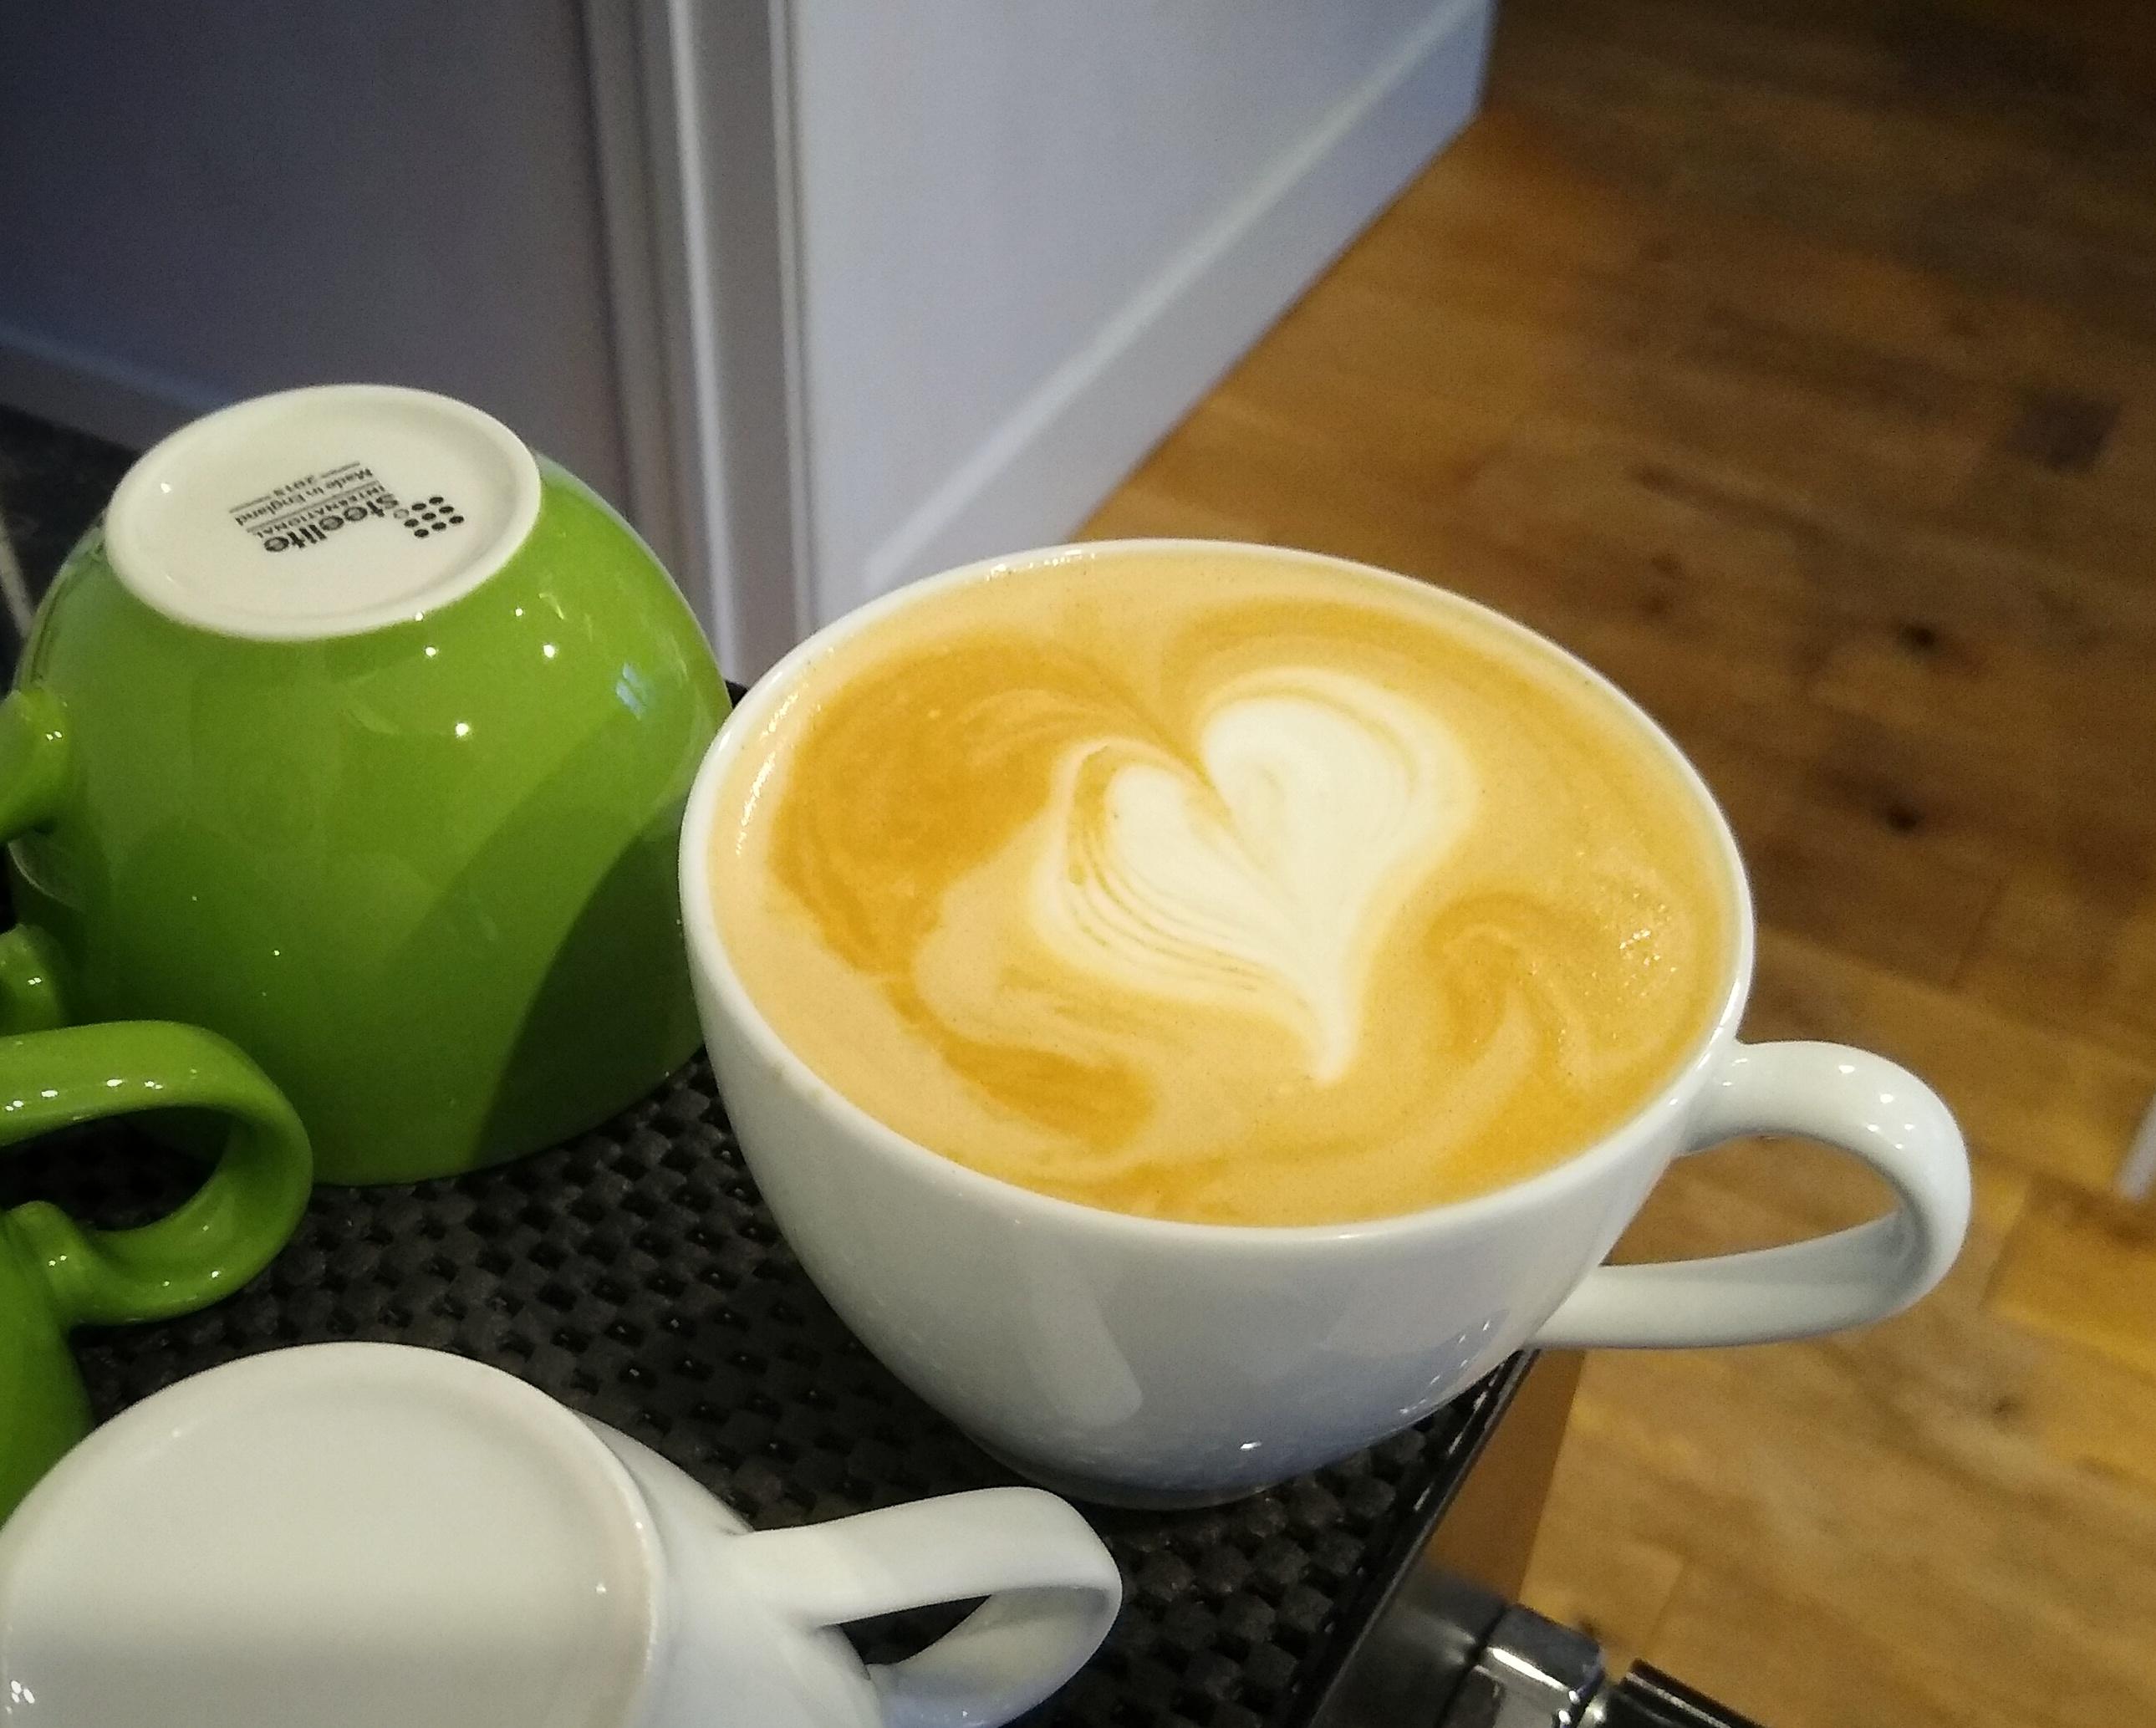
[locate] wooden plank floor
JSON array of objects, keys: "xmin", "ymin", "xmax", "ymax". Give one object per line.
[{"xmin": 1083, "ymin": 2, "xmax": 2156, "ymax": 1721}]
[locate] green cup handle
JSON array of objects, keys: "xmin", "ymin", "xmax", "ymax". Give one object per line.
[
  {"xmin": 0, "ymin": 687, "xmax": 312, "ymax": 1327},
  {"xmin": 0, "ymin": 688, "xmax": 70, "ymax": 1033},
  {"xmin": 1, "ymin": 1022, "xmax": 313, "ymax": 1328}
]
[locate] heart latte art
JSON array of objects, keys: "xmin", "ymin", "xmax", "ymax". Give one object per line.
[
  {"xmin": 711, "ymin": 548, "xmax": 1733, "ymax": 1226},
  {"xmin": 1034, "ymin": 674, "xmax": 1471, "ymax": 1087}
]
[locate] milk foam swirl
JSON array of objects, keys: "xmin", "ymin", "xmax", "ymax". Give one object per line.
[
  {"xmin": 1032, "ymin": 673, "xmax": 1473, "ymax": 1083},
  {"xmin": 712, "ymin": 548, "xmax": 1732, "ymax": 1227}
]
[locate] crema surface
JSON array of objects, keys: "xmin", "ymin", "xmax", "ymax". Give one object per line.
[{"xmin": 711, "ymin": 548, "xmax": 1733, "ymax": 1226}]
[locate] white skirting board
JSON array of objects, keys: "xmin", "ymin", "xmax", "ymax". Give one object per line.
[
  {"xmin": 838, "ymin": 0, "xmax": 1497, "ymax": 622},
  {"xmin": 0, "ymin": 319, "xmax": 222, "ymax": 456}
]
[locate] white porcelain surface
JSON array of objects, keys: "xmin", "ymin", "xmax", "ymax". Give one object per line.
[
  {"xmin": 0, "ymin": 1344, "xmax": 1119, "ymax": 1728},
  {"xmin": 678, "ymin": 539, "xmax": 1975, "ymax": 1505},
  {"xmin": 106, "ymin": 385, "xmax": 543, "ymax": 640}
]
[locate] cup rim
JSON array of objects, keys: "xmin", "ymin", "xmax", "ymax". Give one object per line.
[
  {"xmin": 0, "ymin": 1341, "xmax": 667, "ymax": 1703},
  {"xmin": 680, "ymin": 538, "xmax": 1756, "ymax": 1249}
]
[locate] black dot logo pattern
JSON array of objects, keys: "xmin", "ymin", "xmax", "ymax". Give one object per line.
[{"xmin": 398, "ymin": 492, "xmax": 468, "ymax": 540}]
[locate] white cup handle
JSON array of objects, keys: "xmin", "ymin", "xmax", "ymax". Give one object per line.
[
  {"xmin": 1533, "ymin": 1040, "xmax": 1972, "ymax": 1349},
  {"xmin": 733, "ymin": 1487, "xmax": 1123, "ymax": 1728}
]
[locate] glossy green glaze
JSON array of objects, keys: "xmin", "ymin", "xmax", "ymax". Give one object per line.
[
  {"xmin": 0, "ymin": 1021, "xmax": 312, "ymax": 1522},
  {"xmin": 7, "ymin": 463, "xmax": 728, "ymax": 1183},
  {"xmin": 0, "ymin": 1225, "xmax": 83, "ymax": 1527}
]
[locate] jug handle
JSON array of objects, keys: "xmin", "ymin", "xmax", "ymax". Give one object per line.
[{"xmin": 734, "ymin": 1486, "xmax": 1122, "ymax": 1728}]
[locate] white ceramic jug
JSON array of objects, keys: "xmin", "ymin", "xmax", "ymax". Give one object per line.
[{"xmin": 0, "ymin": 1343, "xmax": 1122, "ymax": 1728}]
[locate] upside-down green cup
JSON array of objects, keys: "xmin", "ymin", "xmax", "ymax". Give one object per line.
[
  {"xmin": 2, "ymin": 385, "xmax": 729, "ymax": 1185},
  {"xmin": 0, "ymin": 1020, "xmax": 313, "ymax": 1522}
]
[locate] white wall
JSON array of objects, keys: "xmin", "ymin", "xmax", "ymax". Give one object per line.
[
  {"xmin": 786, "ymin": 0, "xmax": 1493, "ymax": 623},
  {"xmin": 0, "ymin": 0, "xmax": 631, "ymax": 505},
  {"xmin": 0, "ymin": 0, "xmax": 1494, "ymax": 670}
]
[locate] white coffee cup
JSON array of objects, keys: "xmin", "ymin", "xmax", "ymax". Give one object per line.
[
  {"xmin": 678, "ymin": 540, "xmax": 1973, "ymax": 1506},
  {"xmin": 0, "ymin": 1343, "xmax": 1121, "ymax": 1728}
]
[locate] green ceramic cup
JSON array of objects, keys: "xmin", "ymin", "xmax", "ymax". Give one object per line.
[
  {"xmin": 3, "ymin": 385, "xmax": 729, "ymax": 1184},
  {"xmin": 0, "ymin": 1019, "xmax": 312, "ymax": 1522}
]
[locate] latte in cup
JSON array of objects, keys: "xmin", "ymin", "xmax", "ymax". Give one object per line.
[{"xmin": 708, "ymin": 544, "xmax": 1733, "ymax": 1227}]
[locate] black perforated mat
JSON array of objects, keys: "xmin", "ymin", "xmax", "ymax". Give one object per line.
[{"xmin": 3, "ymin": 1058, "xmax": 1518, "ymax": 1728}]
